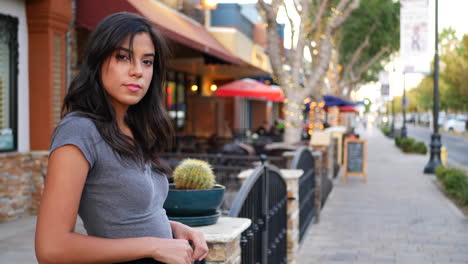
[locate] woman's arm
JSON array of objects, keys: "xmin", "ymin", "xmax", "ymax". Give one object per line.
[
  {"xmin": 35, "ymin": 145, "xmax": 193, "ymax": 264},
  {"xmin": 170, "ymin": 221, "xmax": 209, "ymax": 262}
]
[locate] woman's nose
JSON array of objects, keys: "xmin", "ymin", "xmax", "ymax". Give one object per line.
[{"xmin": 130, "ymin": 60, "xmax": 143, "ymax": 77}]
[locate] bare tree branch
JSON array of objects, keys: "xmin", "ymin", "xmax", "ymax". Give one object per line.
[
  {"xmin": 331, "ymin": 0, "xmax": 359, "ymax": 31},
  {"xmin": 354, "ymin": 45, "xmax": 390, "ymax": 82},
  {"xmin": 303, "ymin": 42, "xmax": 316, "ymax": 92},
  {"xmin": 342, "ymin": 45, "xmax": 391, "ymax": 97},
  {"xmin": 290, "ymin": 0, "xmax": 311, "ymax": 89},
  {"xmin": 293, "ymin": 0, "xmax": 301, "ymax": 14},
  {"xmin": 257, "ymin": 0, "xmax": 287, "ymax": 88},
  {"xmin": 308, "ymin": 0, "xmax": 329, "ymax": 36},
  {"xmin": 341, "ymin": 23, "xmax": 376, "ymax": 81},
  {"xmin": 283, "ymin": 1, "xmax": 296, "ymax": 51}
]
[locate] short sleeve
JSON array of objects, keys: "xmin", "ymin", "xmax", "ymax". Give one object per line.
[{"xmin": 50, "ymin": 114, "xmax": 98, "ymax": 167}]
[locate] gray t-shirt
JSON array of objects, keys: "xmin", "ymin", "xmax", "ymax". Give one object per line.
[{"xmin": 50, "ymin": 113, "xmax": 173, "ymax": 239}]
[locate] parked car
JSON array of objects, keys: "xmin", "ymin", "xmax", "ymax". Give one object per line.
[{"xmin": 443, "ymin": 116, "xmax": 467, "ymax": 133}]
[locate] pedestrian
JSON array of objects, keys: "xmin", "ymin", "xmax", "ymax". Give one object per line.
[
  {"xmin": 255, "ymin": 120, "xmax": 270, "ymax": 136},
  {"xmin": 35, "ymin": 12, "xmax": 208, "ymax": 264}
]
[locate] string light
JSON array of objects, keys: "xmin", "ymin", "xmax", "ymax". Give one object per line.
[
  {"xmin": 308, "ymin": 100, "xmax": 326, "ymax": 133},
  {"xmin": 330, "ymin": 7, "xmax": 344, "ymax": 16}
]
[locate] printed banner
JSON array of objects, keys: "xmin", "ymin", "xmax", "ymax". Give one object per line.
[{"xmin": 400, "ymin": 0, "xmax": 431, "ymax": 74}]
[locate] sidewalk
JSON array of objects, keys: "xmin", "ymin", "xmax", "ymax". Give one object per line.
[
  {"xmin": 298, "ymin": 125, "xmax": 468, "ymax": 263},
  {"xmin": 1, "ymin": 125, "xmax": 467, "ymax": 263},
  {"xmin": 0, "ymin": 214, "xmax": 86, "ymax": 263}
]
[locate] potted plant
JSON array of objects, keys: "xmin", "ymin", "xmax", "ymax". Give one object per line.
[{"xmin": 164, "ymin": 159, "xmax": 225, "ymax": 227}]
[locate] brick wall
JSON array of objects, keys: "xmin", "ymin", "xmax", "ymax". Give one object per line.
[{"xmin": 0, "ymin": 151, "xmax": 47, "ymax": 222}]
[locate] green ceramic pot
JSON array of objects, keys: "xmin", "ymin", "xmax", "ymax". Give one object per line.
[{"xmin": 164, "ymin": 184, "xmax": 225, "ymax": 217}]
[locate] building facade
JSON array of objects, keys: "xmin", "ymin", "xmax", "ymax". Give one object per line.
[{"xmin": 0, "ymin": 0, "xmax": 276, "ymax": 222}]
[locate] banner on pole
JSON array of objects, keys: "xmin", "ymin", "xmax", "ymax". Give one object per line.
[
  {"xmin": 400, "ymin": 0, "xmax": 431, "ymax": 74},
  {"xmin": 378, "ymin": 71, "xmax": 390, "ymax": 97}
]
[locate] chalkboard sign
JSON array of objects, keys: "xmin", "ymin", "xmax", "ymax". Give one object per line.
[{"xmin": 343, "ymin": 138, "xmax": 367, "ymax": 182}]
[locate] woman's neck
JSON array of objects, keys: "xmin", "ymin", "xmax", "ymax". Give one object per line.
[{"xmin": 113, "ymin": 105, "xmax": 132, "ymax": 138}]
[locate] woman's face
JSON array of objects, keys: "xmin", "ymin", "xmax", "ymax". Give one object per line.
[{"xmin": 101, "ymin": 32, "xmax": 155, "ymax": 112}]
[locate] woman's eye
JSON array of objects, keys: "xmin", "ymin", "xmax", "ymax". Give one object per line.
[
  {"xmin": 143, "ymin": 59, "xmax": 154, "ymax": 66},
  {"xmin": 116, "ymin": 54, "xmax": 129, "ymax": 61}
]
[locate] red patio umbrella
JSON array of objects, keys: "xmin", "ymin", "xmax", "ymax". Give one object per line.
[{"xmin": 215, "ymin": 78, "xmax": 284, "ymax": 102}]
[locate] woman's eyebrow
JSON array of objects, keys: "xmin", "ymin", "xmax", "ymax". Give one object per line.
[
  {"xmin": 116, "ymin": 47, "xmax": 155, "ymax": 57},
  {"xmin": 116, "ymin": 47, "xmax": 130, "ymax": 53}
]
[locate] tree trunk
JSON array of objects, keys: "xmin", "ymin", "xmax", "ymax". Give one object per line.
[{"xmin": 283, "ymin": 96, "xmax": 304, "ymax": 144}]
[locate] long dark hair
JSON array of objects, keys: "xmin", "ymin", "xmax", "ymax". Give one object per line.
[{"xmin": 62, "ymin": 12, "xmax": 173, "ymax": 172}]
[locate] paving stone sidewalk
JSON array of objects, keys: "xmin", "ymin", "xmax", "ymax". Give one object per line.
[
  {"xmin": 0, "ymin": 212, "xmax": 86, "ymax": 263},
  {"xmin": 1, "ymin": 124, "xmax": 467, "ymax": 263},
  {"xmin": 298, "ymin": 125, "xmax": 468, "ymax": 264}
]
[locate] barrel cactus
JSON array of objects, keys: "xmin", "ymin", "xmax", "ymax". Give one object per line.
[{"xmin": 173, "ymin": 159, "xmax": 216, "ymax": 190}]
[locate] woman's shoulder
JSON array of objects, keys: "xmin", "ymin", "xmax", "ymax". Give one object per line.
[
  {"xmin": 50, "ymin": 112, "xmax": 101, "ymax": 166},
  {"xmin": 55, "ymin": 112, "xmax": 99, "ymax": 136},
  {"xmin": 60, "ymin": 112, "xmax": 95, "ymax": 126}
]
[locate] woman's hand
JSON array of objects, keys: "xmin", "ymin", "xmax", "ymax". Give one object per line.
[
  {"xmin": 150, "ymin": 238, "xmax": 193, "ymax": 264},
  {"xmin": 170, "ymin": 221, "xmax": 209, "ymax": 262}
]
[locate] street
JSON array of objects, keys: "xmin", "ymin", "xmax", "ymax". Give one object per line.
[{"xmin": 406, "ymin": 124, "xmax": 468, "ymax": 168}]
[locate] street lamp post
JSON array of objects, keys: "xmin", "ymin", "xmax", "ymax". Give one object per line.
[
  {"xmin": 389, "ymin": 98, "xmax": 395, "ymax": 138},
  {"xmin": 401, "ymin": 74, "xmax": 407, "ymax": 138},
  {"xmin": 424, "ymin": 0, "xmax": 442, "ymax": 173}
]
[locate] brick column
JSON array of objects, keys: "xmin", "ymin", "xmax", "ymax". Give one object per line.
[
  {"xmin": 0, "ymin": 151, "xmax": 48, "ymax": 223},
  {"xmin": 0, "ymin": 153, "xmax": 32, "ymax": 222},
  {"xmin": 29, "ymin": 151, "xmax": 49, "ymax": 214},
  {"xmin": 280, "ymin": 169, "xmax": 303, "ymax": 264},
  {"xmin": 312, "ymin": 151, "xmax": 323, "ymax": 223},
  {"xmin": 26, "ymin": 0, "xmax": 72, "ymax": 150}
]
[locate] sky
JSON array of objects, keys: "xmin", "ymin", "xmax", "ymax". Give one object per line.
[
  {"xmin": 437, "ymin": 0, "xmax": 468, "ymax": 38},
  {"xmin": 217, "ymin": 0, "xmax": 468, "ymax": 101},
  {"xmin": 217, "ymin": 0, "xmax": 468, "ymax": 42}
]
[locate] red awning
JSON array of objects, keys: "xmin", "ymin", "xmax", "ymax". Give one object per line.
[
  {"xmin": 76, "ymin": 0, "xmax": 242, "ymax": 65},
  {"xmin": 338, "ymin": 106, "xmax": 357, "ymax": 113},
  {"xmin": 215, "ymin": 78, "xmax": 285, "ymax": 102},
  {"xmin": 324, "ymin": 105, "xmax": 357, "ymax": 113}
]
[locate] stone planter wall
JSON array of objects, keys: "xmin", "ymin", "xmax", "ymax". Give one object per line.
[
  {"xmin": 237, "ymin": 168, "xmax": 306, "ymax": 264},
  {"xmin": 0, "ymin": 151, "xmax": 48, "ymax": 222},
  {"xmin": 193, "ymin": 217, "xmax": 251, "ymax": 264},
  {"xmin": 30, "ymin": 152, "xmax": 49, "ymax": 215}
]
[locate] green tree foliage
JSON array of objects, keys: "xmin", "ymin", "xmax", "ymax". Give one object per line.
[
  {"xmin": 440, "ymin": 34, "xmax": 468, "ymax": 112},
  {"xmin": 409, "ymin": 77, "xmax": 433, "ymax": 112},
  {"xmin": 410, "ymin": 30, "xmax": 467, "ymax": 112},
  {"xmin": 337, "ymin": 0, "xmax": 399, "ymax": 93}
]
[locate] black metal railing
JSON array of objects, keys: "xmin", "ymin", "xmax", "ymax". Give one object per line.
[
  {"xmin": 290, "ymin": 147, "xmax": 316, "ymax": 242},
  {"xmin": 160, "ymin": 152, "xmax": 287, "ymax": 213},
  {"xmin": 309, "ymin": 146, "xmax": 334, "ymax": 207},
  {"xmin": 229, "ymin": 161, "xmax": 287, "ymax": 264},
  {"xmin": 320, "ymin": 148, "xmax": 333, "ymax": 206}
]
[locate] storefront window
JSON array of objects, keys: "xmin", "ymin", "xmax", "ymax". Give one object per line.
[
  {"xmin": 0, "ymin": 14, "xmax": 18, "ymax": 152},
  {"xmin": 166, "ymin": 72, "xmax": 185, "ymax": 130},
  {"xmin": 165, "ymin": 71, "xmax": 202, "ymax": 132}
]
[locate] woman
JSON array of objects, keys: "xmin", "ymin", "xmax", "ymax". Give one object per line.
[{"xmin": 35, "ymin": 12, "xmax": 208, "ymax": 264}]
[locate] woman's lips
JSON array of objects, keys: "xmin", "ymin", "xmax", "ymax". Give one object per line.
[{"xmin": 125, "ymin": 84, "xmax": 142, "ymax": 92}]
